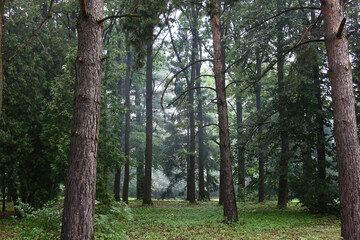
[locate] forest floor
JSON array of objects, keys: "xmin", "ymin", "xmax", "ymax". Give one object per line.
[{"xmin": 0, "ymin": 199, "xmax": 341, "ymax": 239}]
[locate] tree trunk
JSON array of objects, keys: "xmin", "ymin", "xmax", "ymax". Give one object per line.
[
  {"xmin": 321, "ymin": 1, "xmax": 360, "ymax": 238},
  {"xmin": 135, "ymin": 86, "xmax": 144, "ymax": 200},
  {"xmin": 255, "ymin": 50, "xmax": 264, "ymax": 203},
  {"xmin": 114, "ymin": 165, "xmax": 121, "ymax": 201},
  {"xmin": 0, "ymin": 2, "xmax": 3, "ymax": 118},
  {"xmin": 196, "ymin": 59, "xmax": 206, "ymax": 201},
  {"xmin": 122, "ymin": 31, "xmax": 132, "ymax": 204},
  {"xmin": 187, "ymin": 6, "xmax": 198, "ymax": 203},
  {"xmin": 276, "ymin": 0, "xmax": 288, "ymax": 209},
  {"xmin": 143, "ymin": 30, "xmax": 153, "ymax": 205},
  {"xmin": 61, "ymin": 1, "xmax": 103, "ymax": 239},
  {"xmin": 210, "ymin": 0, "xmax": 238, "ymax": 222},
  {"xmin": 236, "ymin": 91, "xmax": 245, "ymax": 200},
  {"xmin": 310, "ymin": 8, "xmax": 327, "ymax": 212},
  {"xmin": 2, "ymin": 186, "xmax": 5, "ymax": 212}
]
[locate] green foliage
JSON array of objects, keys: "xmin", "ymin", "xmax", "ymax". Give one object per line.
[
  {"xmin": 14, "ymin": 200, "xmax": 62, "ymax": 239},
  {"xmin": 94, "ymin": 201, "xmax": 133, "ymax": 240}
]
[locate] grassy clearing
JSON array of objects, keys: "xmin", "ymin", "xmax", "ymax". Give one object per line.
[
  {"xmin": 0, "ymin": 200, "xmax": 341, "ymax": 239},
  {"xmin": 120, "ymin": 200, "xmax": 341, "ymax": 240}
]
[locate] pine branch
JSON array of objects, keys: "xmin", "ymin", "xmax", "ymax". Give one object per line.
[
  {"xmin": 246, "ymin": 7, "xmax": 321, "ymax": 32},
  {"xmin": 9, "ymin": 0, "xmax": 55, "ymax": 61},
  {"xmin": 225, "ymin": 39, "xmax": 325, "ymax": 92}
]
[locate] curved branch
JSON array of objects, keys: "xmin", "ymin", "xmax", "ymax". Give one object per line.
[
  {"xmin": 167, "ymin": 86, "xmax": 216, "ymax": 108},
  {"xmin": 246, "ymin": 7, "xmax": 321, "ymax": 32},
  {"xmin": 9, "ymin": 0, "xmax": 56, "ymax": 61},
  {"xmin": 97, "ymin": 14, "xmax": 141, "ymax": 24},
  {"xmin": 160, "ymin": 58, "xmax": 213, "ymax": 111},
  {"xmin": 225, "ymin": 39, "xmax": 325, "ymax": 92}
]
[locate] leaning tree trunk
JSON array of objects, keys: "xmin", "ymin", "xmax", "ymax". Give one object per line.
[
  {"xmin": 321, "ymin": 0, "xmax": 360, "ymax": 238},
  {"xmin": 122, "ymin": 31, "xmax": 132, "ymax": 204},
  {"xmin": 143, "ymin": 29, "xmax": 154, "ymax": 205},
  {"xmin": 61, "ymin": 0, "xmax": 103, "ymax": 239},
  {"xmin": 210, "ymin": 0, "xmax": 238, "ymax": 222}
]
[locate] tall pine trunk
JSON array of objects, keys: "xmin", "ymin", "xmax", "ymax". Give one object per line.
[
  {"xmin": 61, "ymin": 1, "xmax": 103, "ymax": 239},
  {"xmin": 122, "ymin": 31, "xmax": 132, "ymax": 204},
  {"xmin": 321, "ymin": 1, "xmax": 360, "ymax": 238},
  {"xmin": 197, "ymin": 59, "xmax": 206, "ymax": 201},
  {"xmin": 143, "ymin": 29, "xmax": 154, "ymax": 205},
  {"xmin": 135, "ymin": 86, "xmax": 144, "ymax": 200},
  {"xmin": 276, "ymin": 0, "xmax": 288, "ymax": 209},
  {"xmin": 210, "ymin": 0, "xmax": 238, "ymax": 222},
  {"xmin": 255, "ymin": 51, "xmax": 264, "ymax": 203},
  {"xmin": 236, "ymin": 90, "xmax": 245, "ymax": 199}
]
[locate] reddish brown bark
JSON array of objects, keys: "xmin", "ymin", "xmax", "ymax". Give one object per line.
[
  {"xmin": 321, "ymin": 0, "xmax": 360, "ymax": 238},
  {"xmin": 60, "ymin": 1, "xmax": 103, "ymax": 239},
  {"xmin": 210, "ymin": 0, "xmax": 238, "ymax": 222}
]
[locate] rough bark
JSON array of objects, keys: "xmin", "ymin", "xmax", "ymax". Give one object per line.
[
  {"xmin": 61, "ymin": 1, "xmax": 103, "ymax": 239},
  {"xmin": 143, "ymin": 30, "xmax": 153, "ymax": 205},
  {"xmin": 255, "ymin": 51, "xmax": 264, "ymax": 203},
  {"xmin": 321, "ymin": 0, "xmax": 360, "ymax": 238},
  {"xmin": 122, "ymin": 31, "xmax": 132, "ymax": 204},
  {"xmin": 210, "ymin": 0, "xmax": 238, "ymax": 222},
  {"xmin": 276, "ymin": 0, "xmax": 288, "ymax": 209}
]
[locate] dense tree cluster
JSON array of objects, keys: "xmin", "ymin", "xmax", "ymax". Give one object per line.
[{"xmin": 0, "ymin": 0, "xmax": 359, "ymax": 239}]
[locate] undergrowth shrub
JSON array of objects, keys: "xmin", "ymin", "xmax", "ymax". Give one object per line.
[{"xmin": 14, "ymin": 200, "xmax": 62, "ymax": 240}]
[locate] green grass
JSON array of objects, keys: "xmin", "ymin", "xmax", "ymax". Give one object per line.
[
  {"xmin": 0, "ymin": 200, "xmax": 341, "ymax": 239},
  {"xmin": 119, "ymin": 200, "xmax": 341, "ymax": 239}
]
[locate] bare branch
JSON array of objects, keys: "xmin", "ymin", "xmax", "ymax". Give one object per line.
[
  {"xmin": 167, "ymin": 86, "xmax": 216, "ymax": 108},
  {"xmin": 296, "ymin": 12, "xmax": 322, "ymax": 46},
  {"xmin": 98, "ymin": 14, "xmax": 141, "ymax": 24},
  {"xmin": 36, "ymin": 35, "xmax": 52, "ymax": 58},
  {"xmin": 160, "ymin": 58, "xmax": 213, "ymax": 111},
  {"xmin": 246, "ymin": 7, "xmax": 321, "ymax": 32},
  {"xmin": 9, "ymin": 0, "xmax": 56, "ymax": 61},
  {"xmin": 336, "ymin": 18, "xmax": 347, "ymax": 39}
]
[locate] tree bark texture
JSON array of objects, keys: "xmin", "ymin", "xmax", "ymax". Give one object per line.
[
  {"xmin": 210, "ymin": 0, "xmax": 238, "ymax": 222},
  {"xmin": 321, "ymin": 1, "xmax": 360, "ymax": 238},
  {"xmin": 61, "ymin": 1, "xmax": 103, "ymax": 239},
  {"xmin": 122, "ymin": 31, "xmax": 132, "ymax": 204},
  {"xmin": 143, "ymin": 32, "xmax": 153, "ymax": 205},
  {"xmin": 276, "ymin": 0, "xmax": 289, "ymax": 209}
]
